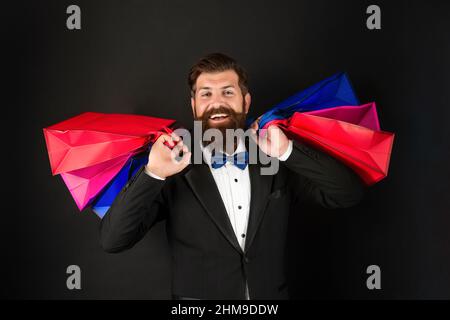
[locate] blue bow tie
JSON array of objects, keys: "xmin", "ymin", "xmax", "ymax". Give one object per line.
[{"xmin": 211, "ymin": 151, "xmax": 249, "ymax": 170}]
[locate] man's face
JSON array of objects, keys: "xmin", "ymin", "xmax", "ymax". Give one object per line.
[{"xmin": 191, "ymin": 70, "xmax": 251, "ymax": 133}]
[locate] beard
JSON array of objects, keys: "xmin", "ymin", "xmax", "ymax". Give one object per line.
[{"xmin": 195, "ymin": 104, "xmax": 247, "ymax": 152}]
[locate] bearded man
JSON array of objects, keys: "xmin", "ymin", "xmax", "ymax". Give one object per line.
[{"xmin": 100, "ymin": 53, "xmax": 364, "ymax": 300}]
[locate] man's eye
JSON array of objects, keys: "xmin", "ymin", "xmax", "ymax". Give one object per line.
[
  {"xmin": 201, "ymin": 92, "xmax": 211, "ymax": 97},
  {"xmin": 224, "ymin": 91, "xmax": 234, "ymax": 96}
]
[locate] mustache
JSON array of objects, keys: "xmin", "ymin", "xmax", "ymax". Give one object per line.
[
  {"xmin": 198, "ymin": 105, "xmax": 248, "ymax": 148},
  {"xmin": 200, "ymin": 105, "xmax": 234, "ymax": 120}
]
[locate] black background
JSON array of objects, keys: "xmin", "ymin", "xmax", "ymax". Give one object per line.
[{"xmin": 5, "ymin": 0, "xmax": 450, "ymax": 299}]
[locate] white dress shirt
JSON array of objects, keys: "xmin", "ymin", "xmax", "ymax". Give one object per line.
[
  {"xmin": 145, "ymin": 137, "xmax": 293, "ymax": 299},
  {"xmin": 201, "ymin": 138, "xmax": 251, "ymax": 252}
]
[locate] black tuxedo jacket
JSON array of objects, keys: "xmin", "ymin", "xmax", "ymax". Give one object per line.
[{"xmin": 100, "ymin": 140, "xmax": 364, "ymax": 299}]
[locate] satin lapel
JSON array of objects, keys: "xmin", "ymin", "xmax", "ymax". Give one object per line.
[
  {"xmin": 184, "ymin": 163, "xmax": 244, "ymax": 255},
  {"xmin": 244, "ymin": 162, "xmax": 274, "ymax": 253}
]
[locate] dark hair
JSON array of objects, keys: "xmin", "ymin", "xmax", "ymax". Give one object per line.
[{"xmin": 188, "ymin": 53, "xmax": 249, "ymax": 97}]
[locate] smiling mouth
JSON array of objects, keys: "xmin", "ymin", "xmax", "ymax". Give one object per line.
[{"xmin": 208, "ymin": 113, "xmax": 230, "ymax": 122}]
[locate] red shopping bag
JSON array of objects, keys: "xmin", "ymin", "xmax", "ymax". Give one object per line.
[
  {"xmin": 43, "ymin": 112, "xmax": 176, "ymax": 175},
  {"xmin": 276, "ymin": 112, "xmax": 394, "ymax": 185}
]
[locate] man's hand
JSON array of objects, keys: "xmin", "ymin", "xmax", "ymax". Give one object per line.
[
  {"xmin": 145, "ymin": 132, "xmax": 191, "ymax": 179},
  {"xmin": 250, "ymin": 118, "xmax": 290, "ymax": 158}
]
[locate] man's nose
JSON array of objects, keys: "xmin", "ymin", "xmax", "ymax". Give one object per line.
[
  {"xmin": 209, "ymin": 94, "xmax": 226, "ymax": 106},
  {"xmin": 209, "ymin": 102, "xmax": 224, "ymax": 110}
]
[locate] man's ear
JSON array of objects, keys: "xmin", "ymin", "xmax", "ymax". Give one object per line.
[{"xmin": 244, "ymin": 93, "xmax": 251, "ymax": 114}]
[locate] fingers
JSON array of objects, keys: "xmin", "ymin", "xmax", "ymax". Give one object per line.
[
  {"xmin": 266, "ymin": 124, "xmax": 282, "ymax": 140},
  {"xmin": 170, "ymin": 143, "xmax": 190, "ymax": 164},
  {"xmin": 250, "ymin": 120, "xmax": 270, "ymax": 146},
  {"xmin": 159, "ymin": 132, "xmax": 183, "ymax": 148},
  {"xmin": 159, "ymin": 133, "xmax": 172, "ymax": 146},
  {"xmin": 250, "ymin": 119, "xmax": 259, "ymax": 131},
  {"xmin": 250, "ymin": 117, "xmax": 263, "ymax": 143},
  {"xmin": 170, "ymin": 132, "xmax": 181, "ymax": 143},
  {"xmin": 158, "ymin": 132, "xmax": 188, "ymax": 161},
  {"xmin": 180, "ymin": 150, "xmax": 192, "ymax": 165},
  {"xmin": 172, "ymin": 143, "xmax": 188, "ymax": 155},
  {"xmin": 249, "ymin": 124, "xmax": 258, "ymax": 142},
  {"xmin": 265, "ymin": 125, "xmax": 275, "ymax": 140}
]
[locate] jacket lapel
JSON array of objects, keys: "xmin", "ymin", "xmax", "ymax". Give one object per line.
[
  {"xmin": 184, "ymin": 163, "xmax": 244, "ymax": 255},
  {"xmin": 244, "ymin": 161, "xmax": 274, "ymax": 253}
]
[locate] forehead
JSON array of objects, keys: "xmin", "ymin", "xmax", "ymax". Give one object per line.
[{"xmin": 196, "ymin": 70, "xmax": 239, "ymax": 89}]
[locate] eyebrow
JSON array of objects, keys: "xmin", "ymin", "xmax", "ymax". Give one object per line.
[{"xmin": 198, "ymin": 85, "xmax": 236, "ymax": 91}]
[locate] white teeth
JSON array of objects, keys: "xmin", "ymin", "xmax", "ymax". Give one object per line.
[{"xmin": 210, "ymin": 113, "xmax": 228, "ymax": 119}]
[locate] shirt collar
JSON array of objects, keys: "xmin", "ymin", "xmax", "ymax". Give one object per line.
[{"xmin": 201, "ymin": 136, "xmax": 247, "ymax": 167}]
